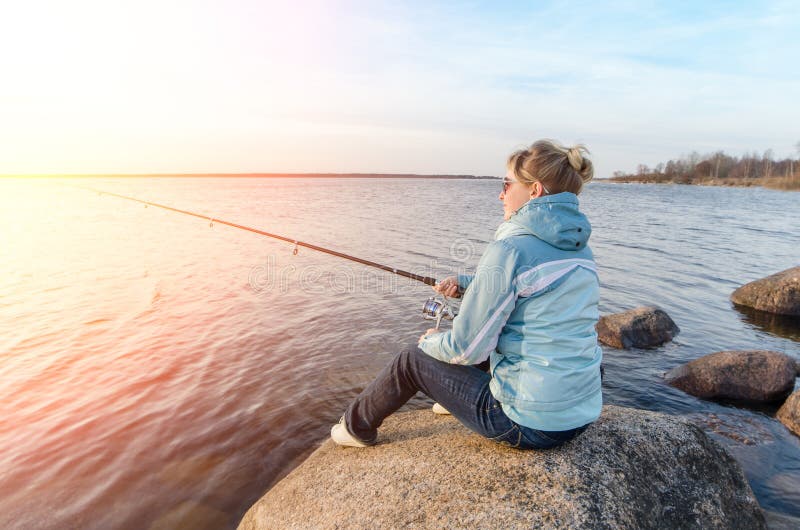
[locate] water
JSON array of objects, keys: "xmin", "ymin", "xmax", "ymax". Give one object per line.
[{"xmin": 0, "ymin": 178, "xmax": 798, "ymax": 529}]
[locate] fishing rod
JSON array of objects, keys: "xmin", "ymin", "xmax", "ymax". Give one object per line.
[{"xmin": 74, "ymin": 185, "xmax": 457, "ymax": 328}]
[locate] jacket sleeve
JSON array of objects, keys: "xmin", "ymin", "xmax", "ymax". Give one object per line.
[
  {"xmin": 420, "ymin": 240, "xmax": 519, "ymax": 365},
  {"xmin": 457, "ymin": 274, "xmax": 474, "ymax": 291}
]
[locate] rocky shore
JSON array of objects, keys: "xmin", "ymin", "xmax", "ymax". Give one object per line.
[{"xmin": 237, "ymin": 267, "xmax": 799, "ymax": 529}]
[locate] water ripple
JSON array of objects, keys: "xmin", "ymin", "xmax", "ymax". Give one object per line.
[{"xmin": 0, "ymin": 179, "xmax": 798, "ymax": 529}]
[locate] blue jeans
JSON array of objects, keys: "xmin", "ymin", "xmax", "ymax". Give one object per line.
[{"xmin": 344, "ymin": 344, "xmax": 588, "ymax": 449}]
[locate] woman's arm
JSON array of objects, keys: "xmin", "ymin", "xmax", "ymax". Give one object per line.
[{"xmin": 419, "ymin": 240, "xmax": 519, "ymax": 365}]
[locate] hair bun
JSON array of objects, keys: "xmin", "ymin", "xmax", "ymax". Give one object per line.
[
  {"xmin": 567, "ymin": 145, "xmax": 594, "ymax": 182},
  {"xmin": 510, "ymin": 139, "xmax": 594, "ymax": 195}
]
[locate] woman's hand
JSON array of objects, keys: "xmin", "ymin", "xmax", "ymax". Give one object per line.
[
  {"xmin": 418, "ymin": 328, "xmax": 439, "ymax": 344},
  {"xmin": 433, "ymin": 276, "xmax": 462, "ymax": 298}
]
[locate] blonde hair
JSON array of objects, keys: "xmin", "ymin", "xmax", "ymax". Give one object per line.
[{"xmin": 506, "ymin": 139, "xmax": 594, "ymax": 195}]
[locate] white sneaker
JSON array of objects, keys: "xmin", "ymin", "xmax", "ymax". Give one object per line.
[
  {"xmin": 432, "ymin": 403, "xmax": 451, "ymax": 415},
  {"xmin": 331, "ymin": 417, "xmax": 375, "ymax": 447}
]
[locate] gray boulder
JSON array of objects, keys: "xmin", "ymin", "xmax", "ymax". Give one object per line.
[
  {"xmin": 777, "ymin": 390, "xmax": 800, "ymax": 437},
  {"xmin": 238, "ymin": 407, "xmax": 765, "ymax": 530},
  {"xmin": 596, "ymin": 306, "xmax": 679, "ymax": 349},
  {"xmin": 731, "ymin": 266, "xmax": 800, "ymax": 316},
  {"xmin": 665, "ymin": 350, "xmax": 796, "ymax": 403}
]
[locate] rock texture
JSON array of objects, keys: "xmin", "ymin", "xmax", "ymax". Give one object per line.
[
  {"xmin": 596, "ymin": 306, "xmax": 679, "ymax": 349},
  {"xmin": 731, "ymin": 266, "xmax": 800, "ymax": 316},
  {"xmin": 665, "ymin": 350, "xmax": 797, "ymax": 403},
  {"xmin": 777, "ymin": 390, "xmax": 800, "ymax": 437},
  {"xmin": 238, "ymin": 407, "xmax": 765, "ymax": 530}
]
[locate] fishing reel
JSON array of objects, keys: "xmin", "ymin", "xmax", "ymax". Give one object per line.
[{"xmin": 422, "ymin": 296, "xmax": 457, "ymax": 330}]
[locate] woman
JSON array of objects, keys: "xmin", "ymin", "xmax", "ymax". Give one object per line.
[{"xmin": 331, "ymin": 139, "xmax": 602, "ymax": 449}]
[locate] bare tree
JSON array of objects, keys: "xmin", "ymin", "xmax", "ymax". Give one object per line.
[
  {"xmin": 763, "ymin": 149, "xmax": 774, "ymax": 178},
  {"xmin": 687, "ymin": 151, "xmax": 700, "ymax": 169},
  {"xmin": 612, "ymin": 147, "xmax": 800, "ymax": 183},
  {"xmin": 711, "ymin": 151, "xmax": 725, "ymax": 179}
]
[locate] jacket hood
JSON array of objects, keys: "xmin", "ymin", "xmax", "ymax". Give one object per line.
[{"xmin": 495, "ymin": 192, "xmax": 591, "ymax": 250}]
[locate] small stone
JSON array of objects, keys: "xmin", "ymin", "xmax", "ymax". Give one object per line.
[
  {"xmin": 665, "ymin": 350, "xmax": 796, "ymax": 403},
  {"xmin": 731, "ymin": 266, "xmax": 800, "ymax": 316},
  {"xmin": 596, "ymin": 306, "xmax": 679, "ymax": 349}
]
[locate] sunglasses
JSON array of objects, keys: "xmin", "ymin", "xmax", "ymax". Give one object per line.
[{"xmin": 502, "ymin": 177, "xmax": 552, "ymax": 195}]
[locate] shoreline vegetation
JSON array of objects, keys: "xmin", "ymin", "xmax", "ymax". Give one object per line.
[
  {"xmin": 1, "ymin": 173, "xmax": 498, "ymax": 179},
  {"xmin": 608, "ymin": 148, "xmax": 800, "ymax": 191}
]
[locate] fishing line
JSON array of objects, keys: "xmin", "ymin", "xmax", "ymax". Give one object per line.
[{"xmin": 72, "ymin": 184, "xmax": 456, "ymax": 327}]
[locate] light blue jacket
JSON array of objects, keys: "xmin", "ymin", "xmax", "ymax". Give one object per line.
[{"xmin": 419, "ymin": 192, "xmax": 602, "ymax": 431}]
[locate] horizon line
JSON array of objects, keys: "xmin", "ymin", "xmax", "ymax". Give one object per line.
[{"xmin": 0, "ymin": 172, "xmax": 503, "ymax": 179}]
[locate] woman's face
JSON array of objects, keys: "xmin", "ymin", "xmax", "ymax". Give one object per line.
[{"xmin": 499, "ymin": 170, "xmax": 545, "ymax": 220}]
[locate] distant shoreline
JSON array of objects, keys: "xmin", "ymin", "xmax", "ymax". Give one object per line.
[
  {"xmin": 608, "ymin": 148, "xmax": 800, "ymax": 191},
  {"xmin": 606, "ymin": 176, "xmax": 799, "ymax": 191},
  {"xmin": 1, "ymin": 173, "xmax": 499, "ymax": 180}
]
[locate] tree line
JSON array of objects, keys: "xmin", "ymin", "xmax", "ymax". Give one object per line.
[{"xmin": 610, "ymin": 142, "xmax": 800, "ymax": 190}]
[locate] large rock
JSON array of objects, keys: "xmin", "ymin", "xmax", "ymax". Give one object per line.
[
  {"xmin": 731, "ymin": 266, "xmax": 800, "ymax": 316},
  {"xmin": 665, "ymin": 350, "xmax": 796, "ymax": 403},
  {"xmin": 777, "ymin": 390, "xmax": 800, "ymax": 437},
  {"xmin": 596, "ymin": 306, "xmax": 679, "ymax": 349},
  {"xmin": 238, "ymin": 407, "xmax": 765, "ymax": 529}
]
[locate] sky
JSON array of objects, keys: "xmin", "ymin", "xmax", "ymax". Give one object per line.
[{"xmin": 1, "ymin": 0, "xmax": 799, "ymax": 177}]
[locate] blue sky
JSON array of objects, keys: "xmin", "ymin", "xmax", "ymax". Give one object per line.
[{"xmin": 1, "ymin": 0, "xmax": 798, "ymax": 176}]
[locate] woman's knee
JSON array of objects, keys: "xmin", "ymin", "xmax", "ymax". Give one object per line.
[
  {"xmin": 396, "ymin": 343, "xmax": 426, "ymax": 367},
  {"xmin": 392, "ymin": 344, "xmax": 439, "ymax": 388}
]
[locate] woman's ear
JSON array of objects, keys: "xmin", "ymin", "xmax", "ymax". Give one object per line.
[{"xmin": 530, "ymin": 181, "xmax": 543, "ymax": 199}]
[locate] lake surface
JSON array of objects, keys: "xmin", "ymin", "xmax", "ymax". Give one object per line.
[{"xmin": 1, "ymin": 177, "xmax": 798, "ymax": 529}]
